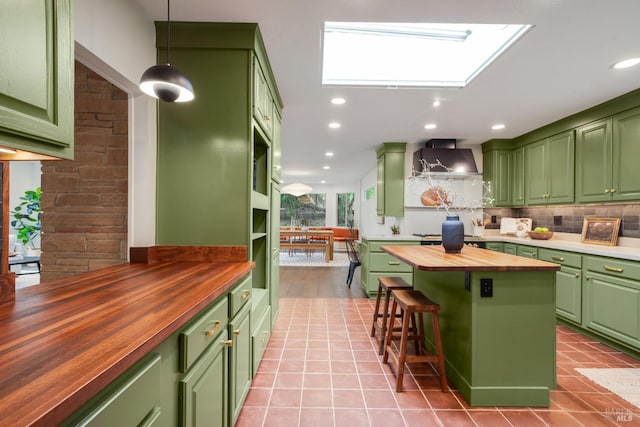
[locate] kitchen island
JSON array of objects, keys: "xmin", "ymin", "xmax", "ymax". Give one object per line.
[
  {"xmin": 0, "ymin": 246, "xmax": 255, "ymax": 426},
  {"xmin": 381, "ymin": 244, "xmax": 560, "ymax": 407}
]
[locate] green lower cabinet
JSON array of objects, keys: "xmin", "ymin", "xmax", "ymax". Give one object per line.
[
  {"xmin": 229, "ymin": 304, "xmax": 252, "ymax": 424},
  {"xmin": 359, "ymin": 238, "xmax": 417, "ymax": 297},
  {"xmin": 555, "ymin": 266, "xmax": 582, "ymax": 324},
  {"xmin": 252, "ymin": 306, "xmax": 272, "ymax": 376},
  {"xmin": 583, "ymin": 256, "xmax": 640, "ymax": 351},
  {"xmin": 63, "ymin": 353, "xmax": 164, "ymax": 427},
  {"xmin": 179, "ymin": 336, "xmax": 229, "ymax": 427}
]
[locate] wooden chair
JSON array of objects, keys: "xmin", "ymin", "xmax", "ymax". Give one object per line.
[{"xmin": 370, "ymin": 276, "xmax": 413, "ymax": 355}]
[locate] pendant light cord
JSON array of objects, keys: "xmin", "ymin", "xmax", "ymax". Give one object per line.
[{"xmin": 166, "ymin": 0, "xmax": 171, "ymax": 65}]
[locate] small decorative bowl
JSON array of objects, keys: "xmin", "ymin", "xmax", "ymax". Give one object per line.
[{"xmin": 528, "ymin": 231, "xmax": 554, "ymax": 240}]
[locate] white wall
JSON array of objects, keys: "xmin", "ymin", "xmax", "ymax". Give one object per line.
[{"xmin": 74, "ymin": 0, "xmax": 158, "ymax": 248}]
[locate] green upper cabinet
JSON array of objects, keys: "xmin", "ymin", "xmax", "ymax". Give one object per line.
[
  {"xmin": 376, "ymin": 142, "xmax": 406, "ymax": 217},
  {"xmin": 525, "ymin": 130, "xmax": 574, "ymax": 205},
  {"xmin": 492, "ymin": 150, "xmax": 512, "ymax": 207},
  {"xmin": 0, "ymin": 0, "xmax": 74, "ymax": 159},
  {"xmin": 511, "ymin": 147, "xmax": 525, "ymax": 207},
  {"xmin": 576, "ymin": 107, "xmax": 640, "ymax": 203}
]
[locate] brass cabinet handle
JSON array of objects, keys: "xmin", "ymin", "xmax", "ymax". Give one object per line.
[
  {"xmin": 604, "ymin": 265, "xmax": 623, "ymax": 273},
  {"xmin": 575, "ymin": 273, "xmax": 580, "ymax": 278},
  {"xmin": 551, "ymin": 256, "xmax": 565, "ymax": 262},
  {"xmin": 610, "ymin": 188, "xmax": 616, "ymax": 193},
  {"xmin": 241, "ymin": 290, "xmax": 251, "ymax": 300},
  {"xmin": 233, "ymin": 329, "xmax": 241, "ymax": 336},
  {"xmin": 604, "ymin": 189, "xmax": 611, "ymax": 193},
  {"xmin": 584, "ymin": 275, "xmax": 591, "ymax": 280},
  {"xmin": 224, "ymin": 340, "xmax": 233, "ymax": 347},
  {"xmin": 264, "ymin": 114, "xmax": 271, "ymax": 121},
  {"xmin": 388, "ymin": 261, "xmax": 401, "ymax": 265},
  {"xmin": 204, "ymin": 320, "xmax": 222, "ymax": 336}
]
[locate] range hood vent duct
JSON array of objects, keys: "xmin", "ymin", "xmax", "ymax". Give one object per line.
[{"xmin": 412, "ymin": 139, "xmax": 478, "ymax": 174}]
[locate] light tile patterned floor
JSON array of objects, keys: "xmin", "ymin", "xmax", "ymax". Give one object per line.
[{"xmin": 238, "ymin": 298, "xmax": 640, "ymax": 426}]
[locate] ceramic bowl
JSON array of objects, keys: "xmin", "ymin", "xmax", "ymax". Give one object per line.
[{"xmin": 528, "ymin": 231, "xmax": 554, "ymax": 240}]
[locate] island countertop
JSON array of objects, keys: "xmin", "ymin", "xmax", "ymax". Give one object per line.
[
  {"xmin": 381, "ymin": 245, "xmax": 560, "ymax": 271},
  {"xmin": 0, "ymin": 246, "xmax": 253, "ymax": 426}
]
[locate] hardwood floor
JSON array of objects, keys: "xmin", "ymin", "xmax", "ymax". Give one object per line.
[{"xmin": 279, "ymin": 266, "xmax": 367, "ymax": 298}]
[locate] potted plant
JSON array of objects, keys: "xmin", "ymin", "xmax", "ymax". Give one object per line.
[
  {"xmin": 11, "ymin": 187, "xmax": 42, "ymax": 255},
  {"xmin": 391, "ymin": 224, "xmax": 400, "ymax": 235}
]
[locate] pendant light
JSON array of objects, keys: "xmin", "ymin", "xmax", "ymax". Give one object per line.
[
  {"xmin": 139, "ymin": 0, "xmax": 194, "ymax": 102},
  {"xmin": 282, "ymin": 183, "xmax": 313, "ymax": 197}
]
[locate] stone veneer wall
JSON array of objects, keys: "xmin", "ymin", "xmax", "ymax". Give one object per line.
[
  {"xmin": 39, "ymin": 62, "xmax": 128, "ymax": 282},
  {"xmin": 485, "ymin": 204, "xmax": 640, "ymax": 238}
]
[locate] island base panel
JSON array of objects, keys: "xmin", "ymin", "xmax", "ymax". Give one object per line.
[{"xmin": 413, "ymin": 269, "xmax": 556, "ymax": 407}]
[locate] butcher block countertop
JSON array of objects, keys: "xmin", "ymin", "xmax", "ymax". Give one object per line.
[
  {"xmin": 0, "ymin": 246, "xmax": 253, "ymax": 426},
  {"xmin": 381, "ymin": 245, "xmax": 560, "ymax": 271}
]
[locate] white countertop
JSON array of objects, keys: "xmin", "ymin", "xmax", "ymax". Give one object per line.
[{"xmin": 362, "ymin": 232, "xmax": 640, "ymax": 262}]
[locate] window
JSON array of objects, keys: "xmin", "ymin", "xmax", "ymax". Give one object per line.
[
  {"xmin": 337, "ymin": 192, "xmax": 355, "ymax": 227},
  {"xmin": 280, "ymin": 193, "xmax": 326, "ymax": 226}
]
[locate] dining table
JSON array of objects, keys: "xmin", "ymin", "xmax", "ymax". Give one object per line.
[{"xmin": 280, "ymin": 229, "xmax": 334, "ymax": 261}]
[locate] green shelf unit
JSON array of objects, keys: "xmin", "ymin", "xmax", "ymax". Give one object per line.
[{"xmin": 251, "ymin": 236, "xmax": 268, "ymax": 290}]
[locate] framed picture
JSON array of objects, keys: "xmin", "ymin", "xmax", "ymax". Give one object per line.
[{"xmin": 581, "ymin": 218, "xmax": 621, "ymax": 246}]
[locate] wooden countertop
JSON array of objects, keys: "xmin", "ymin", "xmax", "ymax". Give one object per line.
[
  {"xmin": 0, "ymin": 246, "xmax": 253, "ymax": 426},
  {"xmin": 381, "ymin": 245, "xmax": 560, "ymax": 271}
]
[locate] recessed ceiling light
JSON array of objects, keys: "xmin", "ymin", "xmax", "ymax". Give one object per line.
[
  {"xmin": 325, "ymin": 151, "xmax": 334, "ymax": 157},
  {"xmin": 331, "ymin": 97, "xmax": 346, "ymax": 105},
  {"xmin": 432, "ymin": 100, "xmax": 441, "ymax": 107},
  {"xmin": 424, "ymin": 123, "xmax": 437, "ymax": 130},
  {"xmin": 329, "ymin": 122, "xmax": 341, "ymax": 129},
  {"xmin": 612, "ymin": 57, "xmax": 640, "ymax": 69},
  {"xmin": 492, "ymin": 124, "xmax": 505, "ymax": 130},
  {"xmin": 321, "ymin": 180, "xmax": 326, "ymax": 184},
  {"xmin": 323, "ymin": 165, "xmax": 331, "ymax": 170}
]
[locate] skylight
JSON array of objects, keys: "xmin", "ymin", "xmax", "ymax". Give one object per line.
[{"xmin": 322, "ymin": 22, "xmax": 531, "ymax": 88}]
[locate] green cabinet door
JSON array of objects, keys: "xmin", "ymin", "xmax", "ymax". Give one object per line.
[
  {"xmin": 271, "ymin": 109, "xmax": 282, "ymax": 182},
  {"xmin": 484, "ymin": 242, "xmax": 504, "ymax": 252},
  {"xmin": 576, "ymin": 119, "xmax": 612, "ymax": 203},
  {"xmin": 612, "ymin": 107, "xmax": 640, "ymax": 201},
  {"xmin": 493, "ymin": 150, "xmax": 512, "ymax": 206},
  {"xmin": 525, "ymin": 131, "xmax": 574, "ymax": 205},
  {"xmin": 503, "ymin": 243, "xmax": 517, "ymax": 255},
  {"xmin": 556, "ymin": 266, "xmax": 582, "ymax": 324},
  {"xmin": 229, "ymin": 304, "xmax": 252, "ymax": 424},
  {"xmin": 179, "ymin": 338, "xmax": 229, "ymax": 427},
  {"xmin": 376, "ymin": 143, "xmax": 406, "ymax": 217},
  {"xmin": 511, "ymin": 147, "xmax": 525, "ymax": 206},
  {"xmin": 0, "ymin": 0, "xmax": 74, "ymax": 159}
]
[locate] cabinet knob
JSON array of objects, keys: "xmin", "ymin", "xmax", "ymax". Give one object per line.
[
  {"xmin": 604, "ymin": 189, "xmax": 611, "ymax": 193},
  {"xmin": 233, "ymin": 329, "xmax": 241, "ymax": 335},
  {"xmin": 241, "ymin": 290, "xmax": 251, "ymax": 300},
  {"xmin": 224, "ymin": 340, "xmax": 233, "ymax": 347},
  {"xmin": 610, "ymin": 188, "xmax": 616, "ymax": 193},
  {"xmin": 584, "ymin": 275, "xmax": 591, "ymax": 280},
  {"xmin": 264, "ymin": 114, "xmax": 271, "ymax": 121},
  {"xmin": 575, "ymin": 273, "xmax": 580, "ymax": 278}
]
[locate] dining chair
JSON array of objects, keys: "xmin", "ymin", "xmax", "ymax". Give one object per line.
[{"xmin": 345, "ymin": 238, "xmax": 361, "ymax": 287}]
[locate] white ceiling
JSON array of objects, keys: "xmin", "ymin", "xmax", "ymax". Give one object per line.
[{"xmin": 133, "ymin": 0, "xmax": 640, "ymax": 185}]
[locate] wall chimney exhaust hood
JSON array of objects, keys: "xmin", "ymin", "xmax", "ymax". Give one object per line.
[{"xmin": 412, "ymin": 139, "xmax": 479, "ymax": 175}]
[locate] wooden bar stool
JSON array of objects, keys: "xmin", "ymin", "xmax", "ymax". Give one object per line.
[
  {"xmin": 370, "ymin": 276, "xmax": 413, "ymax": 355},
  {"xmin": 382, "ymin": 289, "xmax": 447, "ymax": 393}
]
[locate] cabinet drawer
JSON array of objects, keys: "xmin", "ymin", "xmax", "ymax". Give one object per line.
[
  {"xmin": 367, "ymin": 240, "xmax": 418, "ymax": 252},
  {"xmin": 538, "ymin": 249, "xmax": 582, "ymax": 269},
  {"xmin": 67, "ymin": 353, "xmax": 162, "ymax": 427},
  {"xmin": 252, "ymin": 306, "xmax": 272, "ymax": 376},
  {"xmin": 229, "ymin": 275, "xmax": 252, "ymax": 318},
  {"xmin": 179, "ymin": 297, "xmax": 229, "ymax": 373},
  {"xmin": 585, "ymin": 256, "xmax": 640, "ymax": 281},
  {"xmin": 369, "ymin": 252, "xmax": 412, "ymax": 272},
  {"xmin": 517, "ymin": 245, "xmax": 538, "ymax": 259}
]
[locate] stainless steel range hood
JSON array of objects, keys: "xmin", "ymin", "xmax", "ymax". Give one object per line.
[{"xmin": 412, "ymin": 139, "xmax": 479, "ymax": 175}]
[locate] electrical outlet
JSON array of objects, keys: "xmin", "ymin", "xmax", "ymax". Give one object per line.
[
  {"xmin": 480, "ymin": 278, "xmax": 493, "ymax": 297},
  {"xmin": 491, "ymin": 215, "xmax": 497, "ymax": 224},
  {"xmin": 554, "ymin": 216, "xmax": 562, "ymax": 226}
]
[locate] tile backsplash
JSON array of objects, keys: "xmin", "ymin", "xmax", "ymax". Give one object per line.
[{"xmin": 484, "ymin": 204, "xmax": 640, "ymax": 238}]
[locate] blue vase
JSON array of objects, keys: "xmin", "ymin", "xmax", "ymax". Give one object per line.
[{"xmin": 442, "ymin": 215, "xmax": 464, "ymax": 253}]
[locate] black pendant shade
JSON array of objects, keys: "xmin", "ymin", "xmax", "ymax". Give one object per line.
[
  {"xmin": 140, "ymin": 64, "xmax": 194, "ymax": 102},
  {"xmin": 139, "ymin": 0, "xmax": 194, "ymax": 103}
]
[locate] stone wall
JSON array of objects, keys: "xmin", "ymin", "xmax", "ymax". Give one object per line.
[{"xmin": 40, "ymin": 62, "xmax": 128, "ymax": 281}]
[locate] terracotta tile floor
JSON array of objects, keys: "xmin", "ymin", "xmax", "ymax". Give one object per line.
[{"xmin": 238, "ymin": 298, "xmax": 640, "ymax": 426}]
